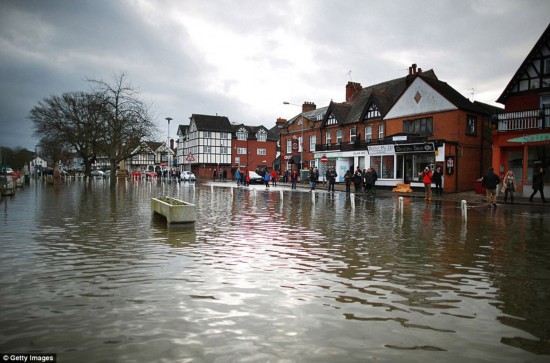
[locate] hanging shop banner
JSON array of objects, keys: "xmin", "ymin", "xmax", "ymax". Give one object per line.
[{"xmin": 394, "ymin": 143, "xmax": 435, "ymax": 153}]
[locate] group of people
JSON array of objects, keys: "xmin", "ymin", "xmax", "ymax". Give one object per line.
[
  {"xmin": 342, "ymin": 167, "xmax": 379, "ymax": 195},
  {"xmin": 482, "ymin": 166, "xmax": 547, "ymax": 207}
]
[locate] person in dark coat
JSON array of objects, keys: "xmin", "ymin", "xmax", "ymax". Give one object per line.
[
  {"xmin": 432, "ymin": 166, "xmax": 443, "ymax": 195},
  {"xmin": 481, "ymin": 167, "xmax": 500, "ymax": 208},
  {"xmin": 344, "ymin": 170, "xmax": 352, "ymax": 194},
  {"xmin": 326, "ymin": 167, "xmax": 337, "ymax": 192},
  {"xmin": 353, "ymin": 167, "xmax": 362, "ymax": 193},
  {"xmin": 529, "ymin": 166, "xmax": 548, "ymax": 203}
]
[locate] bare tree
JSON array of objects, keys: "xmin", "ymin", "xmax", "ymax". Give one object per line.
[
  {"xmin": 89, "ymin": 73, "xmax": 157, "ymax": 182},
  {"xmin": 29, "ymin": 92, "xmax": 104, "ymax": 176}
]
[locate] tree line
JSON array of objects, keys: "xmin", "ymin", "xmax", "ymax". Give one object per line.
[{"xmin": 28, "ymin": 73, "xmax": 158, "ymax": 180}]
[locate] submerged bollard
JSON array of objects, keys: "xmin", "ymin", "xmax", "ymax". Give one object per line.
[
  {"xmin": 461, "ymin": 200, "xmax": 467, "ymax": 221},
  {"xmin": 211, "ymin": 184, "xmax": 214, "ymax": 193},
  {"xmin": 231, "ymin": 186, "xmax": 234, "ymax": 195},
  {"xmin": 311, "ymin": 190, "xmax": 315, "ymax": 204},
  {"xmin": 280, "ymin": 190, "xmax": 283, "ymax": 201},
  {"xmin": 399, "ymin": 196, "xmax": 404, "ymax": 214},
  {"xmin": 350, "ymin": 193, "xmax": 355, "ymax": 209}
]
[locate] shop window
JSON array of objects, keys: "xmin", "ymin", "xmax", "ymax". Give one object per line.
[{"xmin": 381, "ymin": 155, "xmax": 394, "ymax": 179}]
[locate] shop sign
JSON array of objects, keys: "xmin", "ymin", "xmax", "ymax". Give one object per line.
[
  {"xmin": 394, "ymin": 143, "xmax": 435, "ymax": 153},
  {"xmin": 367, "ymin": 144, "xmax": 394, "ymax": 155}
]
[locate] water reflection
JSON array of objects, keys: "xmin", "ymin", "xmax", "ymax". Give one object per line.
[{"xmin": 0, "ymin": 180, "xmax": 549, "ymax": 361}]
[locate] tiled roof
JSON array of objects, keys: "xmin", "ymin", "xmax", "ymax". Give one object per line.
[
  {"xmin": 419, "ymin": 75, "xmax": 487, "ymax": 114},
  {"xmin": 191, "ymin": 114, "xmax": 233, "ymax": 132}
]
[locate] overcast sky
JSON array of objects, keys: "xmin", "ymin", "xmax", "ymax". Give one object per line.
[{"xmin": 1, "ymin": 0, "xmax": 549, "ymax": 150}]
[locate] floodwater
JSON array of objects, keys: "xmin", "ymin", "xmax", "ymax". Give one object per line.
[{"xmin": 1, "ymin": 178, "xmax": 549, "ymax": 363}]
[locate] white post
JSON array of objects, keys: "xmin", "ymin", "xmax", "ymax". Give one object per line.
[
  {"xmin": 231, "ymin": 186, "xmax": 234, "ymax": 195},
  {"xmin": 280, "ymin": 190, "xmax": 283, "ymax": 201},
  {"xmin": 399, "ymin": 196, "xmax": 404, "ymax": 215},
  {"xmin": 211, "ymin": 184, "xmax": 214, "ymax": 193},
  {"xmin": 461, "ymin": 200, "xmax": 467, "ymax": 222},
  {"xmin": 350, "ymin": 193, "xmax": 355, "ymax": 209},
  {"xmin": 311, "ymin": 190, "xmax": 315, "ymax": 203}
]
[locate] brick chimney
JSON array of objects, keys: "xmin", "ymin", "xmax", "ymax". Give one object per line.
[
  {"xmin": 276, "ymin": 117, "xmax": 287, "ymax": 129},
  {"xmin": 302, "ymin": 102, "xmax": 316, "ymax": 113},
  {"xmin": 346, "ymin": 82, "xmax": 362, "ymax": 102},
  {"xmin": 408, "ymin": 63, "xmax": 422, "ymax": 75}
]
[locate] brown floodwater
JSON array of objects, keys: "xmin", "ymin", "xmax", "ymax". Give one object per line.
[{"xmin": 0, "ymin": 178, "xmax": 549, "ymax": 362}]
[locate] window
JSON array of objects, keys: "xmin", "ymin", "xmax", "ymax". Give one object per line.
[
  {"xmin": 336, "ymin": 129, "xmax": 343, "ymax": 144},
  {"xmin": 256, "ymin": 131, "xmax": 267, "ymax": 141},
  {"xmin": 221, "ymin": 146, "xmax": 228, "ymax": 154},
  {"xmin": 365, "ymin": 104, "xmax": 381, "ymax": 119},
  {"xmin": 204, "ymin": 131, "xmax": 212, "ymax": 138},
  {"xmin": 370, "ymin": 155, "xmax": 394, "ymax": 178},
  {"xmin": 237, "ymin": 130, "xmax": 248, "ymax": 140},
  {"xmin": 204, "ymin": 146, "xmax": 212, "ymax": 153},
  {"xmin": 365, "ymin": 125, "xmax": 372, "ymax": 141},
  {"xmin": 309, "ymin": 135, "xmax": 316, "ymax": 151},
  {"xmin": 326, "ymin": 131, "xmax": 331, "ymax": 144},
  {"xmin": 286, "ymin": 139, "xmax": 293, "ymax": 153},
  {"xmin": 378, "ymin": 124, "xmax": 385, "ymax": 139},
  {"xmin": 298, "ymin": 136, "xmax": 303, "ymax": 152},
  {"xmin": 403, "ymin": 117, "xmax": 433, "ymax": 136},
  {"xmin": 544, "ymin": 58, "xmax": 550, "ymax": 75},
  {"xmin": 350, "ymin": 127, "xmax": 357, "ymax": 142},
  {"xmin": 466, "ymin": 115, "xmax": 477, "ymax": 136},
  {"xmin": 220, "ymin": 132, "xmax": 228, "ymax": 139},
  {"xmin": 326, "ymin": 114, "xmax": 337, "ymax": 125},
  {"xmin": 257, "ymin": 148, "xmax": 266, "ymax": 155},
  {"xmin": 237, "ymin": 147, "xmax": 247, "ymax": 154}
]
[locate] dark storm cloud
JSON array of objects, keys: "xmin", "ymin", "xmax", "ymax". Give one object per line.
[{"xmin": 1, "ymin": 0, "xmax": 549, "ymax": 150}]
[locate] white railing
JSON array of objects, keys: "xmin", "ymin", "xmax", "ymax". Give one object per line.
[{"xmin": 497, "ymin": 109, "xmax": 549, "ymax": 131}]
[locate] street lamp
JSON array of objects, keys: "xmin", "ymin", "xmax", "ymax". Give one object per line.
[{"xmin": 165, "ymin": 117, "xmax": 172, "ymax": 179}]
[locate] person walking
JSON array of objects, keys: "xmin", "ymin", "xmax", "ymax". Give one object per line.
[
  {"xmin": 432, "ymin": 166, "xmax": 443, "ymax": 195},
  {"xmin": 264, "ymin": 170, "xmax": 270, "ymax": 188},
  {"xmin": 326, "ymin": 167, "xmax": 337, "ymax": 193},
  {"xmin": 420, "ymin": 166, "xmax": 433, "ymax": 201},
  {"xmin": 482, "ymin": 167, "xmax": 500, "ymax": 208},
  {"xmin": 364, "ymin": 168, "xmax": 376, "ymax": 195},
  {"xmin": 290, "ymin": 169, "xmax": 298, "ymax": 190},
  {"xmin": 501, "ymin": 170, "xmax": 517, "ymax": 204},
  {"xmin": 344, "ymin": 169, "xmax": 352, "ymax": 194},
  {"xmin": 529, "ymin": 166, "xmax": 548, "ymax": 203},
  {"xmin": 270, "ymin": 169, "xmax": 278, "ymax": 187},
  {"xmin": 309, "ymin": 168, "xmax": 317, "ymax": 191},
  {"xmin": 235, "ymin": 168, "xmax": 241, "ymax": 186},
  {"xmin": 353, "ymin": 167, "xmax": 362, "ymax": 193}
]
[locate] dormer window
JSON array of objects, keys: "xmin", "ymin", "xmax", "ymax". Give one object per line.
[
  {"xmin": 237, "ymin": 129, "xmax": 248, "ymax": 141},
  {"xmin": 256, "ymin": 129, "xmax": 267, "ymax": 142},
  {"xmin": 326, "ymin": 114, "xmax": 337, "ymax": 125},
  {"xmin": 365, "ymin": 104, "xmax": 381, "ymax": 119}
]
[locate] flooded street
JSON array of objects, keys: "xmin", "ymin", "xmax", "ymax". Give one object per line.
[{"xmin": 1, "ymin": 179, "xmax": 549, "ymax": 362}]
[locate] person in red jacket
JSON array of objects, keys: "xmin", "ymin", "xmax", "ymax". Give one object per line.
[
  {"xmin": 420, "ymin": 166, "xmax": 433, "ymax": 201},
  {"xmin": 270, "ymin": 169, "xmax": 279, "ymax": 187}
]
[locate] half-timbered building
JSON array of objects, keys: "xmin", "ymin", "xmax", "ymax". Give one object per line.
[{"xmin": 494, "ymin": 22, "xmax": 550, "ymax": 195}]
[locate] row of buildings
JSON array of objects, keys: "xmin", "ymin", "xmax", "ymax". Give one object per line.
[{"xmin": 58, "ymin": 22, "xmax": 550, "ymax": 195}]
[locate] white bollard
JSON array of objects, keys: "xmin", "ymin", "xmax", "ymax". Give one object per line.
[
  {"xmin": 350, "ymin": 193, "xmax": 355, "ymax": 209},
  {"xmin": 211, "ymin": 184, "xmax": 214, "ymax": 193},
  {"xmin": 461, "ymin": 200, "xmax": 467, "ymax": 222},
  {"xmin": 231, "ymin": 186, "xmax": 234, "ymax": 195},
  {"xmin": 399, "ymin": 196, "xmax": 404, "ymax": 214},
  {"xmin": 280, "ymin": 190, "xmax": 283, "ymax": 201},
  {"xmin": 311, "ymin": 190, "xmax": 315, "ymax": 203}
]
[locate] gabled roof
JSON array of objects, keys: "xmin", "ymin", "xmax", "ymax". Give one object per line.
[
  {"xmin": 145, "ymin": 141, "xmax": 162, "ymax": 152},
  {"xmin": 345, "ymin": 69, "xmax": 437, "ymax": 124},
  {"xmin": 190, "ymin": 114, "xmax": 233, "ymax": 132},
  {"xmin": 497, "ymin": 22, "xmax": 550, "ymax": 104},
  {"xmin": 231, "ymin": 124, "xmax": 278, "ymax": 141},
  {"xmin": 177, "ymin": 124, "xmax": 189, "ymax": 136},
  {"xmin": 285, "ymin": 106, "xmax": 329, "ymax": 128},
  {"xmin": 419, "ymin": 75, "xmax": 487, "ymax": 114},
  {"xmin": 321, "ymin": 102, "xmax": 352, "ymax": 127}
]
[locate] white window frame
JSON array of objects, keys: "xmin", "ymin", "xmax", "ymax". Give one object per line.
[
  {"xmin": 350, "ymin": 127, "xmax": 357, "ymax": 143},
  {"xmin": 336, "ymin": 129, "xmax": 343, "ymax": 144},
  {"xmin": 365, "ymin": 125, "xmax": 372, "ymax": 141},
  {"xmin": 237, "ymin": 131, "xmax": 248, "ymax": 141},
  {"xmin": 378, "ymin": 124, "xmax": 385, "ymax": 139},
  {"xmin": 257, "ymin": 148, "xmax": 266, "ymax": 155},
  {"xmin": 237, "ymin": 147, "xmax": 247, "ymax": 155},
  {"xmin": 326, "ymin": 131, "xmax": 331, "ymax": 144},
  {"xmin": 309, "ymin": 135, "xmax": 316, "ymax": 151},
  {"xmin": 286, "ymin": 139, "xmax": 293, "ymax": 153}
]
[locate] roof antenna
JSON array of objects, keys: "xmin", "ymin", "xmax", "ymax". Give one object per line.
[
  {"xmin": 347, "ymin": 70, "xmax": 353, "ymax": 81},
  {"xmin": 467, "ymin": 88, "xmax": 478, "ymax": 101}
]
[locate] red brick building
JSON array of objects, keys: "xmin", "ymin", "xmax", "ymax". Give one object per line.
[{"xmin": 493, "ymin": 22, "xmax": 550, "ymax": 195}]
